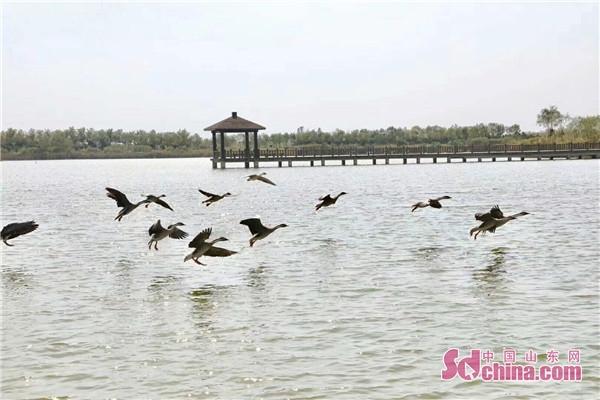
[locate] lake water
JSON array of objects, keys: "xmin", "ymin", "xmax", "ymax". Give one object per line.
[{"xmin": 1, "ymin": 158, "xmax": 599, "ymax": 399}]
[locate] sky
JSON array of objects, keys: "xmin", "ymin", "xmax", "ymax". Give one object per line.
[{"xmin": 1, "ymin": 1, "xmax": 598, "ymax": 134}]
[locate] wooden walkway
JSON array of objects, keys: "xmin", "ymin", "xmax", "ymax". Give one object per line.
[{"xmin": 211, "ymin": 142, "xmax": 600, "ymax": 168}]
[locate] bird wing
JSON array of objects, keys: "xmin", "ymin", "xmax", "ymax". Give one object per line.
[
  {"xmin": 490, "ymin": 205, "xmax": 504, "ymax": 219},
  {"xmin": 475, "ymin": 212, "xmax": 495, "ymax": 222},
  {"xmin": 204, "ymin": 246, "xmax": 238, "ymax": 257},
  {"xmin": 188, "ymin": 228, "xmax": 212, "ymax": 248},
  {"xmin": 149, "ymin": 220, "xmax": 165, "ymax": 236},
  {"xmin": 240, "ymin": 218, "xmax": 265, "ymax": 235},
  {"xmin": 169, "ymin": 228, "xmax": 188, "ymax": 240},
  {"xmin": 319, "ymin": 194, "xmax": 332, "ymax": 201},
  {"xmin": 431, "ymin": 196, "xmax": 451, "ymax": 201},
  {"xmin": 198, "ymin": 189, "xmax": 217, "ymax": 197},
  {"xmin": 1, "ymin": 221, "xmax": 38, "ymax": 240},
  {"xmin": 154, "ymin": 198, "xmax": 173, "ymax": 211},
  {"xmin": 106, "ymin": 187, "xmax": 132, "ymax": 208},
  {"xmin": 257, "ymin": 175, "xmax": 276, "ymax": 186}
]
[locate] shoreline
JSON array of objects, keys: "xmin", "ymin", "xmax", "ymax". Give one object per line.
[{"xmin": 0, "ymin": 153, "xmax": 212, "ymax": 161}]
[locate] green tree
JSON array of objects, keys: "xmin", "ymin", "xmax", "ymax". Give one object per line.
[{"xmin": 537, "ymin": 106, "xmax": 565, "ymax": 134}]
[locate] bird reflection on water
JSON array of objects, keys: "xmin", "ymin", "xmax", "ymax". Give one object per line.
[
  {"xmin": 472, "ymin": 247, "xmax": 510, "ymax": 296},
  {"xmin": 1, "ymin": 267, "xmax": 34, "ymax": 294},
  {"xmin": 188, "ymin": 284, "xmax": 231, "ymax": 330},
  {"xmin": 246, "ymin": 265, "xmax": 268, "ymax": 290}
]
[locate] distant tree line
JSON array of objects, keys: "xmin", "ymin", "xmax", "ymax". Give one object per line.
[{"xmin": 1, "ymin": 107, "xmax": 598, "ymax": 160}]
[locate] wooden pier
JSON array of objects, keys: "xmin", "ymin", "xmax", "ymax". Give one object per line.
[
  {"xmin": 212, "ymin": 142, "xmax": 600, "ymax": 168},
  {"xmin": 206, "ymin": 112, "xmax": 599, "ymax": 169}
]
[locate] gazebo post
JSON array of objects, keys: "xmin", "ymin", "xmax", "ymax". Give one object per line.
[
  {"xmin": 220, "ymin": 131, "xmax": 226, "ymax": 169},
  {"xmin": 211, "ymin": 131, "xmax": 217, "ymax": 169},
  {"xmin": 253, "ymin": 130, "xmax": 259, "ymax": 168},
  {"xmin": 244, "ymin": 131, "xmax": 250, "ymax": 168}
]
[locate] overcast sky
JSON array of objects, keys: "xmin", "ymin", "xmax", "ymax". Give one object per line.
[{"xmin": 2, "ymin": 1, "xmax": 598, "ymax": 134}]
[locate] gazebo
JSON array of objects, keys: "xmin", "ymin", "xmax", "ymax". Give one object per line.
[{"xmin": 204, "ymin": 112, "xmax": 266, "ymax": 169}]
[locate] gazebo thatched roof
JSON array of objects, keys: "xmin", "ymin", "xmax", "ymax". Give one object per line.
[{"xmin": 204, "ymin": 112, "xmax": 266, "ymax": 132}]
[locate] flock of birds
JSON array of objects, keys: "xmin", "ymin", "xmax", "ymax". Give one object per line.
[{"xmin": 1, "ymin": 173, "xmax": 530, "ymax": 263}]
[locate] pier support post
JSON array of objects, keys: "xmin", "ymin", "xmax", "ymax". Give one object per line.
[
  {"xmin": 353, "ymin": 159, "xmax": 358, "ymax": 165},
  {"xmin": 578, "ymin": 155, "xmax": 582, "ymax": 159},
  {"xmin": 342, "ymin": 159, "xmax": 346, "ymax": 166},
  {"xmin": 372, "ymin": 158, "xmax": 377, "ymax": 165},
  {"xmin": 220, "ymin": 132, "xmax": 226, "ymax": 169},
  {"xmin": 288, "ymin": 160, "xmax": 292, "ymax": 167},
  {"xmin": 321, "ymin": 159, "xmax": 325, "ymax": 166},
  {"xmin": 537, "ymin": 156, "xmax": 541, "ymax": 161},
  {"xmin": 385, "ymin": 158, "xmax": 389, "ymax": 165},
  {"xmin": 278, "ymin": 161, "xmax": 282, "ymax": 167},
  {"xmin": 403, "ymin": 158, "xmax": 407, "ymax": 164},
  {"xmin": 253, "ymin": 131, "xmax": 259, "ymax": 168},
  {"xmin": 310, "ymin": 160, "xmax": 314, "ymax": 167},
  {"xmin": 508, "ymin": 157, "xmax": 512, "ymax": 161},
  {"xmin": 211, "ymin": 131, "xmax": 217, "ymax": 169},
  {"xmin": 492, "ymin": 157, "xmax": 496, "ymax": 162},
  {"xmin": 244, "ymin": 131, "xmax": 250, "ymax": 168},
  {"xmin": 521, "ymin": 157, "xmax": 525, "ymax": 161},
  {"xmin": 462, "ymin": 158, "xmax": 466, "ymax": 163},
  {"xmin": 433, "ymin": 157, "xmax": 437, "ymax": 164},
  {"xmin": 416, "ymin": 158, "xmax": 420, "ymax": 164},
  {"xmin": 549, "ymin": 157, "xmax": 553, "ymax": 161},
  {"xmin": 447, "ymin": 157, "xmax": 451, "ymax": 163},
  {"xmin": 478, "ymin": 157, "xmax": 482, "ymax": 162}
]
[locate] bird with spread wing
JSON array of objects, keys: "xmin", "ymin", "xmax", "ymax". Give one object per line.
[
  {"xmin": 411, "ymin": 196, "xmax": 452, "ymax": 212},
  {"xmin": 316, "ymin": 192, "xmax": 347, "ymax": 211},
  {"xmin": 147, "ymin": 220, "xmax": 188, "ymax": 250},
  {"xmin": 246, "ymin": 172, "xmax": 276, "ymax": 186},
  {"xmin": 141, "ymin": 194, "xmax": 174, "ymax": 211},
  {"xmin": 106, "ymin": 187, "xmax": 146, "ymax": 221},
  {"xmin": 184, "ymin": 228, "xmax": 231, "ymax": 265},
  {"xmin": 198, "ymin": 189, "xmax": 232, "ymax": 206},
  {"xmin": 470, "ymin": 205, "xmax": 530, "ymax": 240},
  {"xmin": 240, "ymin": 218, "xmax": 287, "ymax": 247}
]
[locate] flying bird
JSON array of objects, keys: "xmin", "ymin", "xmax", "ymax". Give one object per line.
[
  {"xmin": 240, "ymin": 218, "xmax": 287, "ymax": 247},
  {"xmin": 147, "ymin": 220, "xmax": 188, "ymax": 250},
  {"xmin": 184, "ymin": 228, "xmax": 230, "ymax": 265},
  {"xmin": 411, "ymin": 196, "xmax": 452, "ymax": 212},
  {"xmin": 1, "ymin": 221, "xmax": 38, "ymax": 246},
  {"xmin": 141, "ymin": 194, "xmax": 174, "ymax": 211},
  {"xmin": 316, "ymin": 192, "xmax": 347, "ymax": 211},
  {"xmin": 106, "ymin": 187, "xmax": 145, "ymax": 221},
  {"xmin": 246, "ymin": 172, "xmax": 276, "ymax": 186},
  {"xmin": 470, "ymin": 205, "xmax": 530, "ymax": 240},
  {"xmin": 198, "ymin": 189, "xmax": 232, "ymax": 206}
]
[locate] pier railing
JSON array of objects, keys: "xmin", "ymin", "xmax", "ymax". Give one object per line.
[{"xmin": 222, "ymin": 142, "xmax": 600, "ymax": 160}]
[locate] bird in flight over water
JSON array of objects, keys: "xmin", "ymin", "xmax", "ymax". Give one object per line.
[
  {"xmin": 147, "ymin": 220, "xmax": 188, "ymax": 250},
  {"xmin": 315, "ymin": 192, "xmax": 347, "ymax": 211},
  {"xmin": 184, "ymin": 227, "xmax": 231, "ymax": 265},
  {"xmin": 198, "ymin": 189, "xmax": 232, "ymax": 206},
  {"xmin": 141, "ymin": 194, "xmax": 174, "ymax": 211},
  {"xmin": 246, "ymin": 172, "xmax": 276, "ymax": 186},
  {"xmin": 240, "ymin": 218, "xmax": 287, "ymax": 247},
  {"xmin": 470, "ymin": 205, "xmax": 530, "ymax": 240},
  {"xmin": 411, "ymin": 196, "xmax": 452, "ymax": 212},
  {"xmin": 1, "ymin": 221, "xmax": 38, "ymax": 246},
  {"xmin": 105, "ymin": 187, "xmax": 146, "ymax": 221}
]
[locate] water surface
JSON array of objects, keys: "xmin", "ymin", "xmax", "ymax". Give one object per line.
[{"xmin": 1, "ymin": 158, "xmax": 599, "ymax": 399}]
